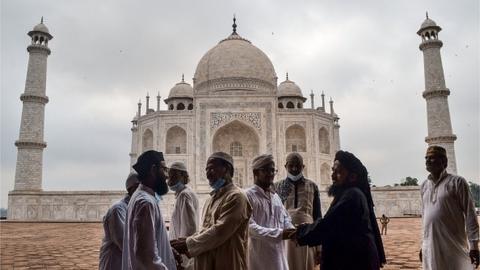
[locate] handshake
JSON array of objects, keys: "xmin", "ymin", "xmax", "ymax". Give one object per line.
[
  {"xmin": 282, "ymin": 228, "xmax": 297, "ymax": 240},
  {"xmin": 170, "ymin": 238, "xmax": 189, "ymax": 270}
]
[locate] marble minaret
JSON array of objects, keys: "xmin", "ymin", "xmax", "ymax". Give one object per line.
[
  {"xmin": 417, "ymin": 14, "xmax": 457, "ymax": 173},
  {"xmin": 13, "ymin": 18, "xmax": 53, "ymax": 191}
]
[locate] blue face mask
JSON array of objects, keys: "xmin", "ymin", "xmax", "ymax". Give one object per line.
[
  {"xmin": 169, "ymin": 182, "xmax": 185, "ymax": 192},
  {"xmin": 287, "ymin": 172, "xmax": 303, "ymax": 182},
  {"xmin": 210, "ymin": 178, "xmax": 226, "ymax": 191},
  {"xmin": 154, "ymin": 193, "xmax": 163, "ymax": 202}
]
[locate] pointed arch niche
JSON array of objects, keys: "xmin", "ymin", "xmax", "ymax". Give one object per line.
[
  {"xmin": 319, "ymin": 127, "xmax": 330, "ymax": 154},
  {"xmin": 285, "ymin": 124, "xmax": 306, "ymax": 152},
  {"xmin": 320, "ymin": 163, "xmax": 331, "ymax": 187},
  {"xmin": 142, "ymin": 129, "xmax": 154, "ymax": 152},
  {"xmin": 166, "ymin": 126, "xmax": 187, "ymax": 154},
  {"xmin": 212, "ymin": 120, "xmax": 259, "ymax": 187}
]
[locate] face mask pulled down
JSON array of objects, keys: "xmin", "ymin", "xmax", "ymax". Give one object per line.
[
  {"xmin": 169, "ymin": 182, "xmax": 185, "ymax": 192},
  {"xmin": 287, "ymin": 172, "xmax": 303, "ymax": 182},
  {"xmin": 210, "ymin": 178, "xmax": 226, "ymax": 191}
]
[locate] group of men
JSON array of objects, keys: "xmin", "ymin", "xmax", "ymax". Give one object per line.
[{"xmin": 98, "ymin": 145, "xmax": 479, "ymax": 270}]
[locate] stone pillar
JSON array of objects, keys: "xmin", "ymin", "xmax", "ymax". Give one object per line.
[
  {"xmin": 129, "ymin": 118, "xmax": 139, "ymax": 169},
  {"xmin": 333, "ymin": 117, "xmax": 341, "ymax": 152},
  {"xmin": 417, "ymin": 15, "xmax": 457, "ymax": 173},
  {"xmin": 310, "ymin": 91, "xmax": 314, "ymax": 109},
  {"xmin": 13, "ymin": 19, "xmax": 53, "ymax": 191}
]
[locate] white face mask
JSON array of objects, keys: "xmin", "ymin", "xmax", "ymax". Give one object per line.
[{"xmin": 287, "ymin": 172, "xmax": 303, "ymax": 182}]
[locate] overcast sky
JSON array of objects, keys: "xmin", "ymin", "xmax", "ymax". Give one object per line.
[{"xmin": 1, "ymin": 0, "xmax": 478, "ymax": 208}]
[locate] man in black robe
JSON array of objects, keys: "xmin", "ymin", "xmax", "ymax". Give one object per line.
[{"xmin": 295, "ymin": 150, "xmax": 386, "ymax": 270}]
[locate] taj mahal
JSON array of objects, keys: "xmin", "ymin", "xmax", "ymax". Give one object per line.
[
  {"xmin": 8, "ymin": 16, "xmax": 456, "ymax": 221},
  {"xmin": 129, "ymin": 18, "xmax": 340, "ymax": 194}
]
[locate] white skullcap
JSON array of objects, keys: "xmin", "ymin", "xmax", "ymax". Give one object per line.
[
  {"xmin": 170, "ymin": 161, "xmax": 188, "ymax": 172},
  {"xmin": 252, "ymin": 154, "xmax": 274, "ymax": 170},
  {"xmin": 208, "ymin": 152, "xmax": 234, "ymax": 168}
]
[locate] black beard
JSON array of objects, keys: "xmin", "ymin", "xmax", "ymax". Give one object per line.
[
  {"xmin": 155, "ymin": 174, "xmax": 169, "ymax": 196},
  {"xmin": 327, "ymin": 183, "xmax": 344, "ymax": 197},
  {"xmin": 328, "ymin": 180, "xmax": 358, "ymax": 197}
]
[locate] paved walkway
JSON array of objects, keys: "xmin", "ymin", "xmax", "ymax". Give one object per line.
[{"xmin": 1, "ymin": 218, "xmax": 423, "ymax": 269}]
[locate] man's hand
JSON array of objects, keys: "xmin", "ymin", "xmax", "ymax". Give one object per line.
[
  {"xmin": 419, "ymin": 249, "xmax": 422, "ymax": 262},
  {"xmin": 171, "ymin": 247, "xmax": 184, "ymax": 269},
  {"xmin": 171, "ymin": 238, "xmax": 191, "ymax": 257},
  {"xmin": 282, "ymin": 228, "xmax": 296, "ymax": 240},
  {"xmin": 470, "ymin": 249, "xmax": 479, "ymax": 268}
]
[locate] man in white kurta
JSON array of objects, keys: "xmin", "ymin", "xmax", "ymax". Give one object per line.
[
  {"xmin": 421, "ymin": 146, "xmax": 479, "ymax": 270},
  {"xmin": 122, "ymin": 150, "xmax": 177, "ymax": 270},
  {"xmin": 168, "ymin": 162, "xmax": 199, "ymax": 270},
  {"xmin": 99, "ymin": 173, "xmax": 139, "ymax": 270},
  {"xmin": 246, "ymin": 154, "xmax": 296, "ymax": 270}
]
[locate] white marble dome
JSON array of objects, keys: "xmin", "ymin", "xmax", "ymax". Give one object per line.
[
  {"xmin": 193, "ymin": 32, "xmax": 277, "ymax": 92},
  {"xmin": 168, "ymin": 78, "xmax": 193, "ymax": 98},
  {"xmin": 278, "ymin": 78, "xmax": 303, "ymax": 97},
  {"xmin": 420, "ymin": 18, "xmax": 438, "ymax": 29},
  {"xmin": 33, "ymin": 22, "xmax": 50, "ymax": 34}
]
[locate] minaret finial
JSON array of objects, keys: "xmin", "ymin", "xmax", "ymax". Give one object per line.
[
  {"xmin": 286, "ymin": 72, "xmax": 289, "ymax": 81},
  {"xmin": 232, "ymin": 14, "xmax": 237, "ymax": 34},
  {"xmin": 41, "ymin": 16, "xmax": 44, "ymax": 24},
  {"xmin": 182, "ymin": 73, "xmax": 185, "ymax": 82},
  {"xmin": 426, "ymin": 11, "xmax": 429, "ymax": 19}
]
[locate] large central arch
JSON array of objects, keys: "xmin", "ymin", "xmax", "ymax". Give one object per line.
[{"xmin": 212, "ymin": 120, "xmax": 259, "ymax": 187}]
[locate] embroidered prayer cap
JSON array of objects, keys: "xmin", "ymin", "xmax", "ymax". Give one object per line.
[
  {"xmin": 426, "ymin": 145, "xmax": 447, "ymax": 158},
  {"xmin": 252, "ymin": 154, "xmax": 274, "ymax": 170},
  {"xmin": 133, "ymin": 150, "xmax": 165, "ymax": 177},
  {"xmin": 125, "ymin": 173, "xmax": 139, "ymax": 190},
  {"xmin": 208, "ymin": 152, "xmax": 234, "ymax": 168},
  {"xmin": 285, "ymin": 152, "xmax": 303, "ymax": 165},
  {"xmin": 170, "ymin": 161, "xmax": 188, "ymax": 172}
]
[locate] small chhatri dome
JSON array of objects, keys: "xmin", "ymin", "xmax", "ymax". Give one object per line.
[
  {"xmin": 193, "ymin": 16, "xmax": 277, "ymax": 93},
  {"xmin": 417, "ymin": 12, "xmax": 442, "ymax": 34},
  {"xmin": 278, "ymin": 73, "xmax": 304, "ymax": 98},
  {"xmin": 420, "ymin": 18, "xmax": 437, "ymax": 29},
  {"xmin": 32, "ymin": 17, "xmax": 50, "ymax": 34},
  {"xmin": 28, "ymin": 17, "xmax": 53, "ymax": 40},
  {"xmin": 168, "ymin": 74, "xmax": 193, "ymax": 99}
]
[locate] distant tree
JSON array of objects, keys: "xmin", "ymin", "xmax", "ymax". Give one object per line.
[
  {"xmin": 400, "ymin": 177, "xmax": 419, "ymax": 186},
  {"xmin": 469, "ymin": 181, "xmax": 480, "ymax": 208}
]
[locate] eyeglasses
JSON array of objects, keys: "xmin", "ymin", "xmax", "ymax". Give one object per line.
[{"xmin": 258, "ymin": 168, "xmax": 278, "ymax": 175}]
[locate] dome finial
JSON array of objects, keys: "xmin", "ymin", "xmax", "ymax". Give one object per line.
[
  {"xmin": 41, "ymin": 16, "xmax": 44, "ymax": 24},
  {"xmin": 232, "ymin": 14, "xmax": 237, "ymax": 34},
  {"xmin": 286, "ymin": 72, "xmax": 289, "ymax": 81},
  {"xmin": 182, "ymin": 73, "xmax": 185, "ymax": 82},
  {"xmin": 426, "ymin": 11, "xmax": 429, "ymax": 19}
]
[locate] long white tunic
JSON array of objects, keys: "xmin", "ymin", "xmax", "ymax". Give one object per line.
[
  {"xmin": 421, "ymin": 170, "xmax": 479, "ymax": 270},
  {"xmin": 245, "ymin": 185, "xmax": 294, "ymax": 270},
  {"xmin": 122, "ymin": 184, "xmax": 177, "ymax": 270},
  {"xmin": 169, "ymin": 186, "xmax": 199, "ymax": 240},
  {"xmin": 169, "ymin": 186, "xmax": 199, "ymax": 270},
  {"xmin": 99, "ymin": 195, "xmax": 129, "ymax": 270}
]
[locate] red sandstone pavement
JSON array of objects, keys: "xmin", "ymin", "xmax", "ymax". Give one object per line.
[{"xmin": 1, "ymin": 218, "xmax": 423, "ymax": 269}]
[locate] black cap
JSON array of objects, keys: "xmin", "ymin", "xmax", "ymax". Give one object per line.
[
  {"xmin": 334, "ymin": 150, "xmax": 367, "ymax": 177},
  {"xmin": 133, "ymin": 150, "xmax": 164, "ymax": 177}
]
